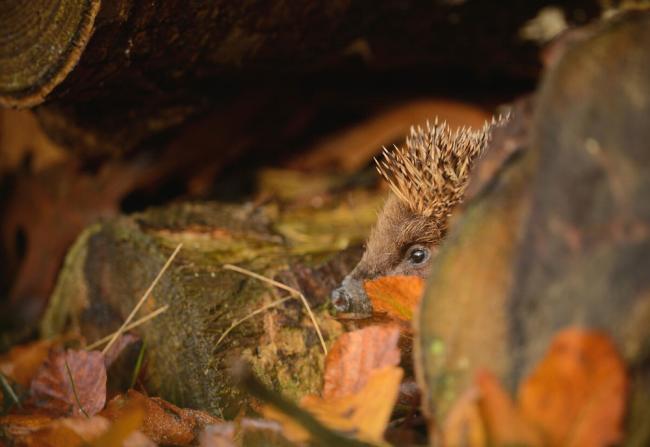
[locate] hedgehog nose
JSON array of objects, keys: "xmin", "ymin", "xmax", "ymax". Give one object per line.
[{"xmin": 331, "ymin": 286, "xmax": 351, "ymax": 312}]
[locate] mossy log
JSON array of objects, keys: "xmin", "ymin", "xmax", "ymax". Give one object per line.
[
  {"xmin": 0, "ymin": 1, "xmax": 601, "ymax": 157},
  {"xmin": 416, "ymin": 10, "xmax": 650, "ymax": 443},
  {"xmin": 40, "ymin": 198, "xmax": 379, "ymax": 417}
]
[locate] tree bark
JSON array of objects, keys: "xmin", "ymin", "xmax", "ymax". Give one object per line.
[{"xmin": 0, "ymin": 0, "xmax": 600, "ymax": 157}]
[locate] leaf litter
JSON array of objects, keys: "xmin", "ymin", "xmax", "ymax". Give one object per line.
[{"xmin": 0, "ymin": 246, "xmax": 632, "ymax": 446}]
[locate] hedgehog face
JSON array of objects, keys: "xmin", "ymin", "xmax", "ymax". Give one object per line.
[
  {"xmin": 331, "ymin": 115, "xmax": 507, "ymax": 316},
  {"xmin": 331, "ymin": 195, "xmax": 444, "ymax": 315}
]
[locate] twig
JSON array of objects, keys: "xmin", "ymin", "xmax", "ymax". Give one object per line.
[
  {"xmin": 86, "ymin": 305, "xmax": 169, "ymax": 351},
  {"xmin": 102, "ymin": 243, "xmax": 182, "ymax": 355},
  {"xmin": 65, "ymin": 358, "xmax": 89, "ymax": 418},
  {"xmin": 233, "ymin": 361, "xmax": 369, "ymax": 447},
  {"xmin": 215, "ymin": 296, "xmax": 292, "ymax": 348},
  {"xmin": 0, "ymin": 372, "xmax": 21, "ymax": 408},
  {"xmin": 223, "ymin": 264, "xmax": 328, "ymax": 355}
]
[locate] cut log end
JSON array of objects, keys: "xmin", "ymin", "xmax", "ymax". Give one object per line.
[{"xmin": 0, "ymin": 0, "xmax": 100, "ymax": 108}]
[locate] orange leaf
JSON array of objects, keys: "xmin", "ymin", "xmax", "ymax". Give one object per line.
[
  {"xmin": 23, "ymin": 416, "xmax": 111, "ymax": 447},
  {"xmin": 518, "ymin": 328, "xmax": 627, "ymax": 447},
  {"xmin": 322, "ymin": 324, "xmax": 400, "ymax": 399},
  {"xmin": 476, "ymin": 370, "xmax": 543, "ymax": 447},
  {"xmin": 364, "ymin": 275, "xmax": 424, "ymax": 321},
  {"xmin": 30, "ymin": 349, "xmax": 107, "ymax": 417},
  {"xmin": 0, "ymin": 339, "xmax": 58, "ymax": 387},
  {"xmin": 0, "ymin": 413, "xmax": 58, "ymax": 439},
  {"xmin": 0, "ymin": 413, "xmax": 148, "ymax": 447},
  {"xmin": 92, "ymin": 404, "xmax": 148, "ymax": 447},
  {"xmin": 264, "ymin": 365, "xmax": 403, "ymax": 444}
]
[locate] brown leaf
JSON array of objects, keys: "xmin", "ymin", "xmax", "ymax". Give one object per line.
[
  {"xmin": 518, "ymin": 328, "xmax": 628, "ymax": 447},
  {"xmin": 0, "ymin": 413, "xmax": 59, "ymax": 439},
  {"xmin": 101, "ymin": 389, "xmax": 222, "ymax": 445},
  {"xmin": 0, "ymin": 339, "xmax": 58, "ymax": 387},
  {"xmin": 30, "ymin": 349, "xmax": 107, "ymax": 417},
  {"xmin": 0, "ymin": 413, "xmax": 153, "ymax": 447},
  {"xmin": 476, "ymin": 370, "xmax": 543, "ymax": 447},
  {"xmin": 92, "ymin": 403, "xmax": 154, "ymax": 447},
  {"xmin": 265, "ymin": 365, "xmax": 403, "ymax": 444},
  {"xmin": 4, "ymin": 161, "xmax": 145, "ymax": 324},
  {"xmin": 21, "ymin": 416, "xmax": 111, "ymax": 447},
  {"xmin": 364, "ymin": 275, "xmax": 424, "ymax": 322},
  {"xmin": 322, "ymin": 324, "xmax": 400, "ymax": 399},
  {"xmin": 448, "ymin": 329, "xmax": 628, "ymax": 447}
]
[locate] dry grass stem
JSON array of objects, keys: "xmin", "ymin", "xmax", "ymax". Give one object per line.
[
  {"xmin": 102, "ymin": 243, "xmax": 182, "ymax": 355},
  {"xmin": 215, "ymin": 296, "xmax": 292, "ymax": 348},
  {"xmin": 64, "ymin": 359, "xmax": 89, "ymax": 418},
  {"xmin": 86, "ymin": 305, "xmax": 169, "ymax": 351},
  {"xmin": 0, "ymin": 372, "xmax": 21, "ymax": 408},
  {"xmin": 223, "ymin": 264, "xmax": 328, "ymax": 355}
]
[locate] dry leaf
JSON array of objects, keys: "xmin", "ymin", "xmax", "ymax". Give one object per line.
[
  {"xmin": 30, "ymin": 349, "xmax": 107, "ymax": 417},
  {"xmin": 0, "ymin": 339, "xmax": 58, "ymax": 387},
  {"xmin": 323, "ymin": 324, "xmax": 400, "ymax": 399},
  {"xmin": 265, "ymin": 365, "xmax": 403, "ymax": 444},
  {"xmin": 20, "ymin": 416, "xmax": 111, "ymax": 447},
  {"xmin": 364, "ymin": 275, "xmax": 424, "ymax": 321},
  {"xmin": 518, "ymin": 328, "xmax": 627, "ymax": 447},
  {"xmin": 476, "ymin": 370, "xmax": 543, "ymax": 447},
  {"xmin": 0, "ymin": 413, "xmax": 59, "ymax": 439},
  {"xmin": 92, "ymin": 403, "xmax": 153, "ymax": 447},
  {"xmin": 446, "ymin": 329, "xmax": 628, "ymax": 447},
  {"xmin": 0, "ymin": 413, "xmax": 152, "ymax": 447},
  {"xmin": 101, "ymin": 389, "xmax": 221, "ymax": 445}
]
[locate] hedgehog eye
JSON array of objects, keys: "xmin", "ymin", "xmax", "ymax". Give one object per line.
[{"xmin": 406, "ymin": 245, "xmax": 430, "ymax": 265}]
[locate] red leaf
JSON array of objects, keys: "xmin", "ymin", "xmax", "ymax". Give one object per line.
[{"xmin": 30, "ymin": 349, "xmax": 107, "ymax": 417}]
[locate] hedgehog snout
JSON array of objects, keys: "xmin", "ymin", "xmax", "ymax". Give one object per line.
[
  {"xmin": 331, "ymin": 285, "xmax": 351, "ymax": 311},
  {"xmin": 330, "ymin": 276, "xmax": 373, "ymax": 316}
]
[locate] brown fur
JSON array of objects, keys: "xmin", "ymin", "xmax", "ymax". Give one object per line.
[{"xmin": 349, "ymin": 195, "xmax": 443, "ymax": 280}]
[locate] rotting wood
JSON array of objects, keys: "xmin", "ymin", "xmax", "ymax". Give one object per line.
[{"xmin": 41, "ymin": 200, "xmax": 372, "ymax": 417}]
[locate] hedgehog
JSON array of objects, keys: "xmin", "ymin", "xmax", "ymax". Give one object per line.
[{"xmin": 331, "ymin": 114, "xmax": 508, "ymax": 315}]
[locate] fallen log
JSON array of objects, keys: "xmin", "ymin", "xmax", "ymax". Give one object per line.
[{"xmin": 0, "ymin": 1, "xmax": 601, "ymax": 157}]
